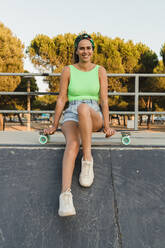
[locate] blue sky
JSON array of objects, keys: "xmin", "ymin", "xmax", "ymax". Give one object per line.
[{"xmin": 1, "ymin": 0, "xmax": 165, "ymax": 91}]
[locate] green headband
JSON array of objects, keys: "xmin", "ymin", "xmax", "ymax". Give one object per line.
[{"xmin": 74, "ymin": 33, "xmax": 95, "ymax": 50}]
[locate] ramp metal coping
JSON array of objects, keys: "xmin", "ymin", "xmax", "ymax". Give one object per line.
[{"xmin": 1, "ymin": 73, "xmax": 165, "ymax": 130}]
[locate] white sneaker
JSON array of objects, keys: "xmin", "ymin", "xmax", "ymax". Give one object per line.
[
  {"xmin": 79, "ymin": 157, "xmax": 94, "ymax": 187},
  {"xmin": 58, "ymin": 189, "xmax": 76, "ymax": 217}
]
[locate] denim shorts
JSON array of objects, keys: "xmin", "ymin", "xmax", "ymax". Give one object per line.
[{"xmin": 62, "ymin": 99, "xmax": 103, "ymax": 124}]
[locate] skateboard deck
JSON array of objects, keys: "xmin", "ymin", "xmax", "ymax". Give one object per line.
[{"xmin": 39, "ymin": 130, "xmax": 132, "ymax": 145}]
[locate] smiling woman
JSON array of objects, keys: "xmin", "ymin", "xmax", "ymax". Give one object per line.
[
  {"xmin": 75, "ymin": 41, "xmax": 93, "ymax": 64},
  {"xmin": 73, "ymin": 33, "xmax": 95, "ymax": 64},
  {"xmin": 44, "ymin": 33, "xmax": 115, "ymax": 217}
]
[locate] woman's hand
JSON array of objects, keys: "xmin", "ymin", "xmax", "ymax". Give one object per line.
[
  {"xmin": 44, "ymin": 126, "xmax": 56, "ymax": 135},
  {"xmin": 103, "ymin": 127, "xmax": 116, "ymax": 138}
]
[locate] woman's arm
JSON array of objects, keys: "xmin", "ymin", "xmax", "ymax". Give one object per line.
[
  {"xmin": 99, "ymin": 66, "xmax": 115, "ymax": 137},
  {"xmin": 44, "ymin": 66, "xmax": 70, "ymax": 134}
]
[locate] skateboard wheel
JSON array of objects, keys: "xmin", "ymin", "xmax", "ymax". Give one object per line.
[
  {"xmin": 122, "ymin": 136, "xmax": 131, "ymax": 145},
  {"xmin": 39, "ymin": 135, "xmax": 48, "ymax": 144}
]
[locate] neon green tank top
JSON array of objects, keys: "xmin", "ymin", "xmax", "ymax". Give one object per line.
[{"xmin": 68, "ymin": 65, "xmax": 100, "ymax": 102}]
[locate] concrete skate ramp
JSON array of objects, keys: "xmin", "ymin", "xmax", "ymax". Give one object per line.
[{"xmin": 0, "ymin": 147, "xmax": 165, "ymax": 248}]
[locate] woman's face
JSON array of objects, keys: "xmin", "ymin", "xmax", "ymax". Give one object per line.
[{"xmin": 76, "ymin": 39, "xmax": 93, "ymax": 62}]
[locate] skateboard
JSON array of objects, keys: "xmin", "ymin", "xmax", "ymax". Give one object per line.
[
  {"xmin": 39, "ymin": 130, "xmax": 131, "ymax": 145},
  {"xmin": 121, "ymin": 131, "xmax": 131, "ymax": 145},
  {"xmin": 39, "ymin": 128, "xmax": 61, "ymax": 145}
]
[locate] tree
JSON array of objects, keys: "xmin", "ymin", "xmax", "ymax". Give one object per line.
[
  {"xmin": 138, "ymin": 50, "xmax": 158, "ymax": 73},
  {"xmin": 27, "ymin": 33, "xmax": 76, "ymax": 92},
  {"xmin": 12, "ymin": 71, "xmax": 39, "ymax": 110},
  {"xmin": 27, "ymin": 32, "xmax": 161, "ymax": 121},
  {"xmin": 137, "ymin": 50, "xmax": 159, "ymax": 127},
  {"xmin": 160, "ymin": 43, "xmax": 165, "ymax": 67},
  {"xmin": 0, "ymin": 22, "xmax": 24, "ymax": 129},
  {"xmin": 148, "ymin": 61, "xmax": 165, "ymax": 113},
  {"xmin": 0, "ymin": 22, "xmax": 24, "ymax": 92}
]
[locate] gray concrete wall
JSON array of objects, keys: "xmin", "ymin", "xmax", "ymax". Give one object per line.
[{"xmin": 0, "ymin": 147, "xmax": 165, "ymax": 248}]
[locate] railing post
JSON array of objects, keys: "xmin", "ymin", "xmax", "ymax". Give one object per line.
[
  {"xmin": 27, "ymin": 80, "xmax": 31, "ymax": 131},
  {"xmin": 134, "ymin": 75, "xmax": 139, "ymax": 130}
]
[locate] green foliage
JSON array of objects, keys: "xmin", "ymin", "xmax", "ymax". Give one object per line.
[
  {"xmin": 27, "ymin": 32, "xmax": 164, "ymax": 111},
  {"xmin": 149, "ymin": 61, "xmax": 165, "ymax": 111},
  {"xmin": 27, "ymin": 33, "xmax": 76, "ymax": 92},
  {"xmin": 0, "ymin": 22, "xmax": 24, "ymax": 92},
  {"xmin": 1, "ymin": 71, "xmax": 39, "ymax": 111},
  {"xmin": 12, "ymin": 71, "xmax": 39, "ymax": 109},
  {"xmin": 36, "ymin": 95, "xmax": 57, "ymax": 110},
  {"xmin": 27, "ymin": 34, "xmax": 56, "ymax": 71},
  {"xmin": 1, "ymin": 22, "xmax": 164, "ymax": 114},
  {"xmin": 160, "ymin": 43, "xmax": 165, "ymax": 66},
  {"xmin": 138, "ymin": 50, "xmax": 158, "ymax": 73}
]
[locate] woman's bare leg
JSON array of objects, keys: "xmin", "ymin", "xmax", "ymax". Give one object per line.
[
  {"xmin": 77, "ymin": 103, "xmax": 103, "ymax": 161},
  {"xmin": 61, "ymin": 121, "xmax": 80, "ymax": 193}
]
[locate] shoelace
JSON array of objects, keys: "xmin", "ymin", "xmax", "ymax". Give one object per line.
[
  {"xmin": 82, "ymin": 162, "xmax": 91, "ymax": 177},
  {"xmin": 62, "ymin": 189, "xmax": 72, "ymax": 205}
]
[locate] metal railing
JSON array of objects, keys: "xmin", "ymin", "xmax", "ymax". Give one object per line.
[{"xmin": 0, "ymin": 73, "xmax": 165, "ymax": 130}]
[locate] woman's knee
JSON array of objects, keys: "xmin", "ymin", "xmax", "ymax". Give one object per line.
[
  {"xmin": 77, "ymin": 103, "xmax": 90, "ymax": 116},
  {"xmin": 66, "ymin": 140, "xmax": 80, "ymax": 154}
]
